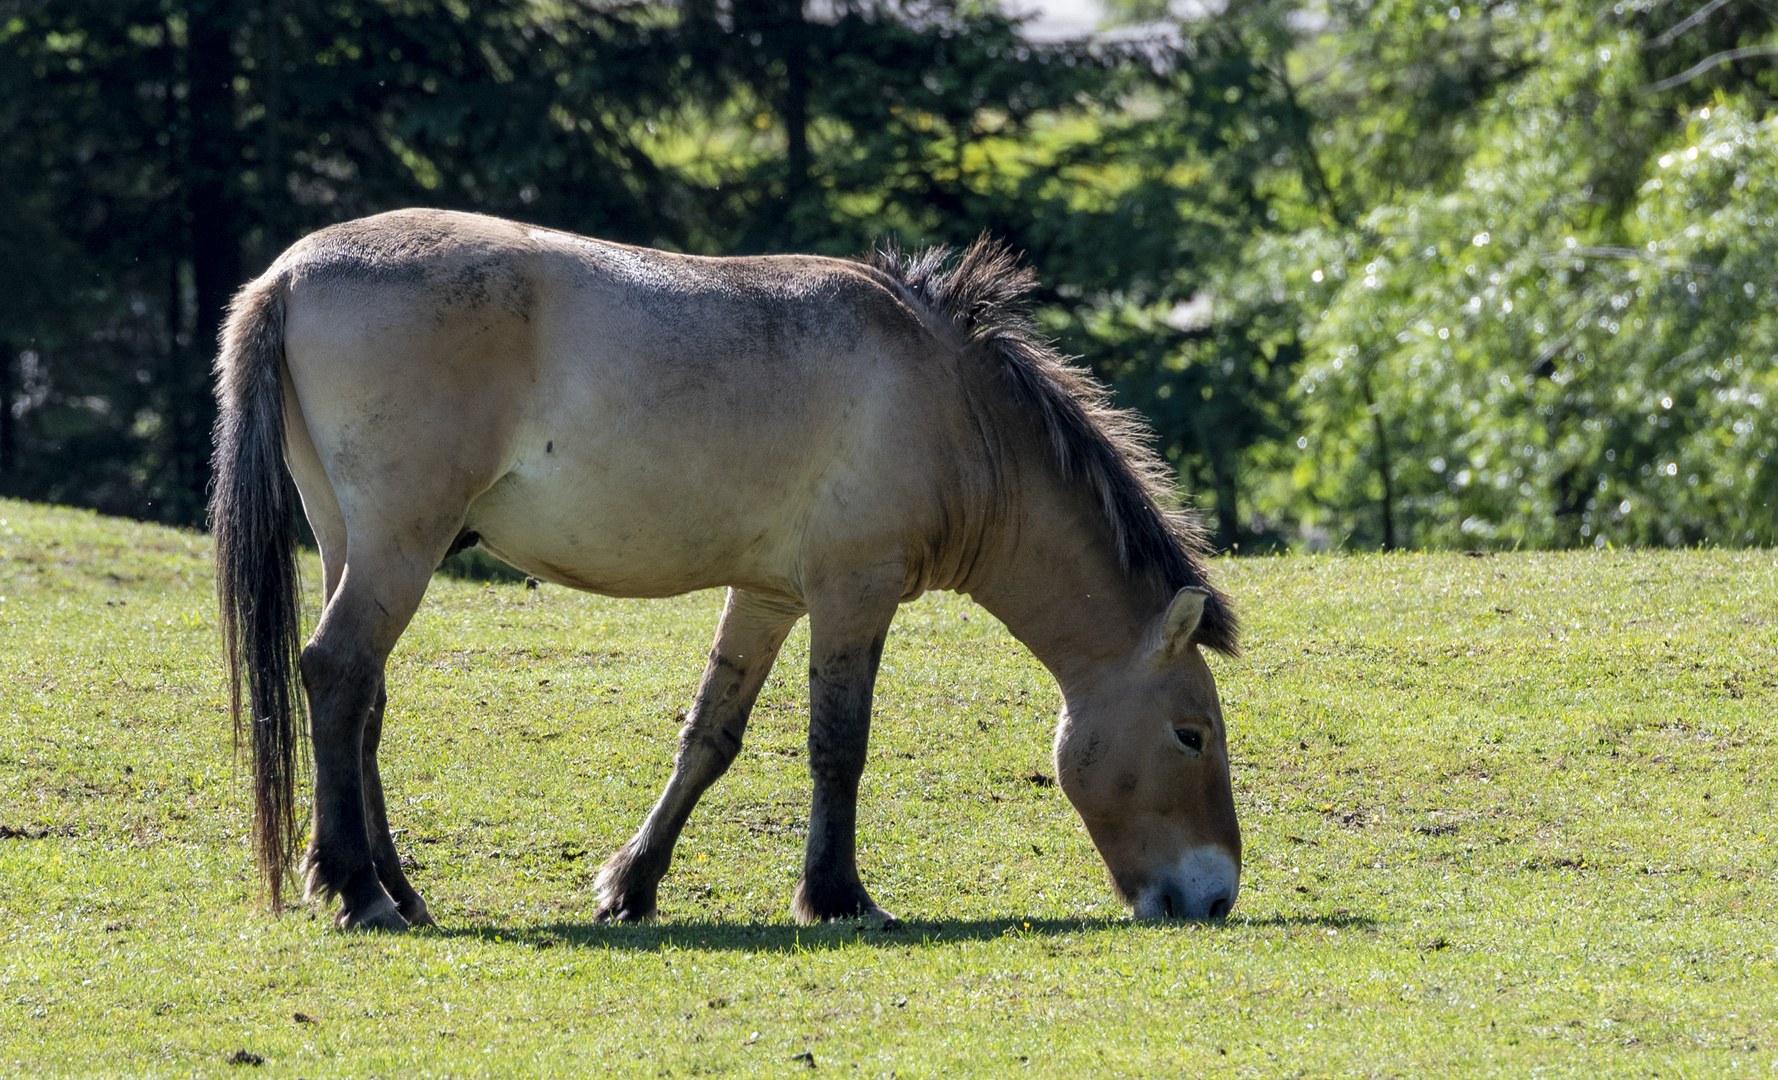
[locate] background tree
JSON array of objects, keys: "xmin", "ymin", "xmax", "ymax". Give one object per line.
[
  {"xmin": 3, "ymin": 0, "xmax": 1772, "ymax": 550},
  {"xmin": 1238, "ymin": 0, "xmax": 1778, "ymax": 548}
]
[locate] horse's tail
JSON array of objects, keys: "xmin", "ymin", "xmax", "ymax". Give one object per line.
[{"xmin": 209, "ymin": 272, "xmax": 304, "ymax": 912}]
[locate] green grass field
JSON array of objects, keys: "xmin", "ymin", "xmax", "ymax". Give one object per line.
[{"xmin": 1, "ymin": 497, "xmax": 1774, "ymax": 1077}]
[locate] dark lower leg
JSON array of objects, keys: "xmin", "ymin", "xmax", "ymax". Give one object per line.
[
  {"xmin": 301, "ymin": 639, "xmax": 405, "ymax": 930},
  {"xmin": 795, "ymin": 770, "xmax": 881, "ymax": 922},
  {"xmin": 794, "ymin": 599, "xmax": 895, "ymax": 924},
  {"xmin": 362, "ymin": 681, "xmax": 433, "ymax": 926},
  {"xmin": 596, "ymin": 590, "xmax": 801, "ymax": 922}
]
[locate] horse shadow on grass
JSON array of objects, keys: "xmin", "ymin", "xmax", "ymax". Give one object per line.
[{"xmin": 425, "ymin": 911, "xmax": 1378, "ymax": 953}]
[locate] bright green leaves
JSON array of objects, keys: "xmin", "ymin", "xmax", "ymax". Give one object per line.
[{"xmin": 1211, "ymin": 1, "xmax": 1778, "ymax": 549}]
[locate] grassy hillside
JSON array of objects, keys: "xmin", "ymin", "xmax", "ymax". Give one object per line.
[{"xmin": 1, "ymin": 497, "xmax": 1773, "ymax": 1077}]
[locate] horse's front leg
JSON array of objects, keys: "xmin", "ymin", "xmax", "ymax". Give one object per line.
[
  {"xmin": 361, "ymin": 679, "xmax": 435, "ymax": 927},
  {"xmin": 595, "ymin": 588, "xmax": 804, "ymax": 922},
  {"xmin": 793, "ymin": 570, "xmax": 901, "ymax": 925}
]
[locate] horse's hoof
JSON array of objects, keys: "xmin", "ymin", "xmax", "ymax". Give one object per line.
[
  {"xmin": 827, "ymin": 904, "xmax": 900, "ymax": 930},
  {"xmin": 337, "ymin": 895, "xmax": 408, "ymax": 932},
  {"xmin": 860, "ymin": 906, "xmax": 902, "ymax": 931},
  {"xmin": 792, "ymin": 879, "xmax": 896, "ymax": 926},
  {"xmin": 398, "ymin": 895, "xmax": 437, "ymax": 929},
  {"xmin": 593, "ymin": 897, "xmax": 655, "ymax": 923}
]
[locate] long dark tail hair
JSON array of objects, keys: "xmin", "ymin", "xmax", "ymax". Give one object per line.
[{"xmin": 210, "ymin": 273, "xmax": 304, "ymax": 911}]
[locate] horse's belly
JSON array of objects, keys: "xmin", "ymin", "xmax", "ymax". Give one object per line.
[{"xmin": 462, "ymin": 451, "xmax": 805, "ymax": 599}]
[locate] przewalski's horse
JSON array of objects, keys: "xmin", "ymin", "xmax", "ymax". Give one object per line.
[{"xmin": 212, "ymin": 208, "xmax": 1241, "ymax": 931}]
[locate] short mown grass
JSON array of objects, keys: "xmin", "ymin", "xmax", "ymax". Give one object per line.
[{"xmin": 1, "ymin": 497, "xmax": 1774, "ymax": 1077}]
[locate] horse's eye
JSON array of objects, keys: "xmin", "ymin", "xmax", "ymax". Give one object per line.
[{"xmin": 1174, "ymin": 728, "xmax": 1203, "ymax": 753}]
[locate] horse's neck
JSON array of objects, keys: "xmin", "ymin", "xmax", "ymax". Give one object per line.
[{"xmin": 967, "ymin": 467, "xmax": 1161, "ymax": 689}]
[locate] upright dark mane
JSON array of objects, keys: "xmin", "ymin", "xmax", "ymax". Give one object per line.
[{"xmin": 866, "ymin": 237, "xmax": 1239, "ymax": 656}]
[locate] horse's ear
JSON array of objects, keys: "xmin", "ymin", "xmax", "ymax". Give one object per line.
[{"xmin": 1156, "ymin": 587, "xmax": 1209, "ymax": 661}]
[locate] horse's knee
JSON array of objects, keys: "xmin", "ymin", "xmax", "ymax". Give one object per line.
[{"xmin": 677, "ymin": 721, "xmax": 745, "ymax": 773}]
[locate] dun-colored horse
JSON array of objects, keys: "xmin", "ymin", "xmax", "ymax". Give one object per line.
[{"xmin": 212, "ymin": 209, "xmax": 1242, "ymax": 931}]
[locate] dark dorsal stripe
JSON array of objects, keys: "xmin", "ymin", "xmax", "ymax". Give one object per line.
[{"xmin": 865, "ymin": 237, "xmax": 1239, "ymax": 657}]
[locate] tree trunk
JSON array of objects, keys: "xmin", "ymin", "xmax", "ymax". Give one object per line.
[
  {"xmin": 781, "ymin": 3, "xmax": 809, "ymax": 199},
  {"xmin": 0, "ymin": 342, "xmax": 15, "ymax": 481},
  {"xmin": 178, "ymin": 0, "xmax": 242, "ymax": 524},
  {"xmin": 261, "ymin": 0, "xmax": 283, "ymax": 260},
  {"xmin": 1361, "ymin": 372, "xmax": 1396, "ymax": 551},
  {"xmin": 1211, "ymin": 445, "xmax": 1239, "ymax": 552}
]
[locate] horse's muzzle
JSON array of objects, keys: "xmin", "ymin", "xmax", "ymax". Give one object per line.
[{"xmin": 1134, "ymin": 846, "xmax": 1240, "ymax": 920}]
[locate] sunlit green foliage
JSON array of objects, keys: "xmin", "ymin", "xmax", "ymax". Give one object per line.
[{"xmin": 1226, "ymin": 0, "xmax": 1778, "ymax": 548}]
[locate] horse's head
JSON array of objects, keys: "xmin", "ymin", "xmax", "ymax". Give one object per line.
[{"xmin": 1054, "ymin": 586, "xmax": 1240, "ymax": 919}]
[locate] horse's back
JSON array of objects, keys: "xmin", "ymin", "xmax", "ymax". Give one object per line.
[{"xmin": 275, "ymin": 210, "xmax": 978, "ymax": 601}]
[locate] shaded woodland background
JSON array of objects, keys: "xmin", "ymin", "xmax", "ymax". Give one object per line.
[{"xmin": 3, "ymin": 0, "xmax": 1775, "ymax": 550}]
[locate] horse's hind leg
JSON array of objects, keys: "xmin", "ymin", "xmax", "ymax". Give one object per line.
[
  {"xmin": 287, "ymin": 397, "xmax": 432, "ymax": 926},
  {"xmin": 595, "ymin": 589, "xmax": 804, "ymax": 922},
  {"xmin": 300, "ymin": 540, "xmax": 443, "ymax": 931},
  {"xmin": 793, "ymin": 568, "xmax": 902, "ymax": 925},
  {"xmin": 361, "ymin": 678, "xmax": 435, "ymax": 927}
]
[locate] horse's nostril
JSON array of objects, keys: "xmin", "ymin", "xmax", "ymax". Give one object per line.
[{"xmin": 1208, "ymin": 896, "xmax": 1231, "ymax": 919}]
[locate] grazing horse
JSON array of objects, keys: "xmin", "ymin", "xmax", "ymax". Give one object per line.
[{"xmin": 212, "ymin": 209, "xmax": 1242, "ymax": 931}]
